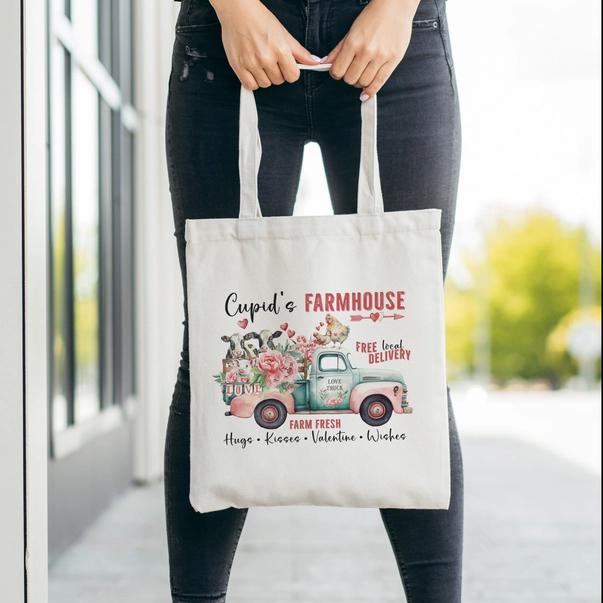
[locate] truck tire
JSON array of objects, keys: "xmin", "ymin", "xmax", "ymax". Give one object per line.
[
  {"xmin": 254, "ymin": 399, "xmax": 287, "ymax": 429},
  {"xmin": 360, "ymin": 395, "xmax": 393, "ymax": 427}
]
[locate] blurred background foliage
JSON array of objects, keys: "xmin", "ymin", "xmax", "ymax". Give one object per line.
[{"xmin": 445, "ymin": 209, "xmax": 601, "ymax": 387}]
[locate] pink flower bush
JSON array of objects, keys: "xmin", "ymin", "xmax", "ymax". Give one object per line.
[
  {"xmin": 295, "ymin": 335, "xmax": 317, "ymax": 363},
  {"xmin": 258, "ymin": 350, "xmax": 299, "ymax": 388},
  {"xmin": 304, "ymin": 345, "xmax": 316, "ymax": 362}
]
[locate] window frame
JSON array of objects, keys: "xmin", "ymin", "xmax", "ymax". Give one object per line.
[
  {"xmin": 318, "ymin": 353, "xmax": 348, "ymax": 373},
  {"xmin": 47, "ymin": 0, "xmax": 139, "ymax": 458}
]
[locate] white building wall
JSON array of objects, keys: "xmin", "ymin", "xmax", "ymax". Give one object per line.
[
  {"xmin": 133, "ymin": 0, "xmax": 183, "ymax": 482},
  {"xmin": 0, "ymin": 0, "xmax": 26, "ymax": 598},
  {"xmin": 23, "ymin": 0, "xmax": 50, "ymax": 599}
]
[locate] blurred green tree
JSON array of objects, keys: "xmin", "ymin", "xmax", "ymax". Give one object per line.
[{"xmin": 446, "ymin": 210, "xmax": 601, "ymax": 387}]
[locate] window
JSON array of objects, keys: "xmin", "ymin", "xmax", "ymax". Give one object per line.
[
  {"xmin": 48, "ymin": 0, "xmax": 137, "ymax": 443},
  {"xmin": 319, "ymin": 354, "xmax": 347, "ymax": 372}
]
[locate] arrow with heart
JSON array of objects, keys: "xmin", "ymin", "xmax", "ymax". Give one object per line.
[{"xmin": 350, "ymin": 313, "xmax": 404, "ymax": 322}]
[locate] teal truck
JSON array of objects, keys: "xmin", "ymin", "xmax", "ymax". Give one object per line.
[{"xmin": 222, "ymin": 347, "xmax": 412, "ymax": 429}]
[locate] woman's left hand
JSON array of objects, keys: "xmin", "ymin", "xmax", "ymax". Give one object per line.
[{"xmin": 324, "ymin": 0, "xmax": 420, "ymax": 101}]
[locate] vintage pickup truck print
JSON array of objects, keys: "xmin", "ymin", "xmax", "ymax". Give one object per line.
[{"xmin": 217, "ymin": 344, "xmax": 413, "ymax": 430}]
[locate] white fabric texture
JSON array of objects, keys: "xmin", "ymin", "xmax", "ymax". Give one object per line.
[{"xmin": 185, "ymin": 71, "xmax": 450, "ymax": 513}]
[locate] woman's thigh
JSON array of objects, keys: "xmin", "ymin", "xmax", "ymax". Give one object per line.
[
  {"xmin": 165, "ymin": 2, "xmax": 309, "ymax": 381},
  {"xmin": 166, "ymin": 1, "xmax": 309, "ymax": 229},
  {"xmin": 315, "ymin": 0, "xmax": 461, "ymax": 277}
]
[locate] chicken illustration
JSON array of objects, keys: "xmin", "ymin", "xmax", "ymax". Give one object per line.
[
  {"xmin": 313, "ymin": 331, "xmax": 331, "ymax": 346},
  {"xmin": 325, "ymin": 313, "xmax": 350, "ymax": 347}
]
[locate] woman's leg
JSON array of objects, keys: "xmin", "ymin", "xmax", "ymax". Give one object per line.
[
  {"xmin": 315, "ymin": 1, "xmax": 463, "ymax": 600},
  {"xmin": 164, "ymin": 403, "xmax": 248, "ymax": 603},
  {"xmin": 317, "ymin": 0, "xmax": 460, "ymax": 277},
  {"xmin": 164, "ymin": 2, "xmax": 308, "ymax": 601},
  {"xmin": 379, "ymin": 393, "xmax": 464, "ymax": 603}
]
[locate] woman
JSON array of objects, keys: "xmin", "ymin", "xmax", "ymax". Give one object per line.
[{"xmin": 164, "ymin": 0, "xmax": 463, "ymax": 601}]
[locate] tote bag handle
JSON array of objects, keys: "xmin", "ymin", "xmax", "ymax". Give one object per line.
[{"xmin": 239, "ymin": 63, "xmax": 384, "ymax": 219}]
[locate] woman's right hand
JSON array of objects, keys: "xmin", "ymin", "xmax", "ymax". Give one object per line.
[{"xmin": 210, "ymin": 0, "xmax": 320, "ymax": 90}]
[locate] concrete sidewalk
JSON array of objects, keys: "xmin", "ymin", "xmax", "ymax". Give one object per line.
[{"xmin": 49, "ymin": 433, "xmax": 601, "ymax": 602}]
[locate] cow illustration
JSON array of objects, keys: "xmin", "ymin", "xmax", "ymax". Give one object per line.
[
  {"xmin": 243, "ymin": 329, "xmax": 282, "ymax": 357},
  {"xmin": 221, "ymin": 333, "xmax": 249, "ymax": 360}
]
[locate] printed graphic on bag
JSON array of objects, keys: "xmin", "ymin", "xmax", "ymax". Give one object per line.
[{"xmin": 214, "ymin": 289, "xmax": 414, "ymax": 430}]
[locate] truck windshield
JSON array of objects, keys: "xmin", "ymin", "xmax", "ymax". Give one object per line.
[{"xmin": 319, "ymin": 354, "xmax": 347, "ymax": 372}]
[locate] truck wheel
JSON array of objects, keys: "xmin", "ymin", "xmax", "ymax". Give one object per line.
[
  {"xmin": 254, "ymin": 400, "xmax": 287, "ymax": 429},
  {"xmin": 360, "ymin": 395, "xmax": 393, "ymax": 427}
]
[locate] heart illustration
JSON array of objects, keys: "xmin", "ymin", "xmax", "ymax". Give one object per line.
[
  {"xmin": 287, "ymin": 329, "xmax": 296, "ymax": 338},
  {"xmin": 280, "ymin": 322, "xmax": 288, "ymax": 331},
  {"xmin": 370, "ymin": 312, "xmax": 380, "ymax": 323},
  {"xmin": 237, "ymin": 319, "xmax": 249, "ymax": 329}
]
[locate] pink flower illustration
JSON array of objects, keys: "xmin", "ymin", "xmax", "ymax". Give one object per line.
[
  {"xmin": 294, "ymin": 335, "xmax": 317, "ymax": 362},
  {"xmin": 304, "ymin": 344, "xmax": 316, "ymax": 362},
  {"xmin": 325, "ymin": 396, "xmax": 341, "ymax": 407},
  {"xmin": 263, "ymin": 371, "xmax": 281, "ymax": 388},
  {"xmin": 257, "ymin": 350, "xmax": 283, "ymax": 386},
  {"xmin": 225, "ymin": 370, "xmax": 239, "ymax": 383},
  {"xmin": 280, "ymin": 353, "xmax": 298, "ymax": 381},
  {"xmin": 258, "ymin": 350, "xmax": 298, "ymax": 388},
  {"xmin": 295, "ymin": 335, "xmax": 308, "ymax": 346},
  {"xmin": 257, "ymin": 350, "xmax": 281, "ymax": 373}
]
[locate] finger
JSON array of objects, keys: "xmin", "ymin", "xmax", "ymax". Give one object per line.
[
  {"xmin": 329, "ymin": 40, "xmax": 356, "ymax": 80},
  {"xmin": 360, "ymin": 62, "xmax": 395, "ymax": 100},
  {"xmin": 357, "ymin": 60, "xmax": 381, "ymax": 89},
  {"xmin": 324, "ymin": 39, "xmax": 343, "ymax": 65},
  {"xmin": 238, "ymin": 69, "xmax": 260, "ymax": 91},
  {"xmin": 249, "ymin": 66, "xmax": 272, "ymax": 88},
  {"xmin": 291, "ymin": 40, "xmax": 322, "ymax": 66},
  {"xmin": 278, "ymin": 53, "xmax": 301, "ymax": 83},
  {"xmin": 263, "ymin": 61, "xmax": 286, "ymax": 85},
  {"xmin": 343, "ymin": 55, "xmax": 370, "ymax": 86}
]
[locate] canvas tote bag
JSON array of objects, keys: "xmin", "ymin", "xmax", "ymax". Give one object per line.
[{"xmin": 185, "ymin": 66, "xmax": 450, "ymax": 513}]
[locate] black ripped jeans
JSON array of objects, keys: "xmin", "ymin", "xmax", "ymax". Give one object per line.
[{"xmin": 164, "ymin": 1, "xmax": 463, "ymax": 601}]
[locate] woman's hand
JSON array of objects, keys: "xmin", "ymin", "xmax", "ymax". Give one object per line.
[
  {"xmin": 324, "ymin": 0, "xmax": 420, "ymax": 100},
  {"xmin": 210, "ymin": 0, "xmax": 320, "ymax": 90}
]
